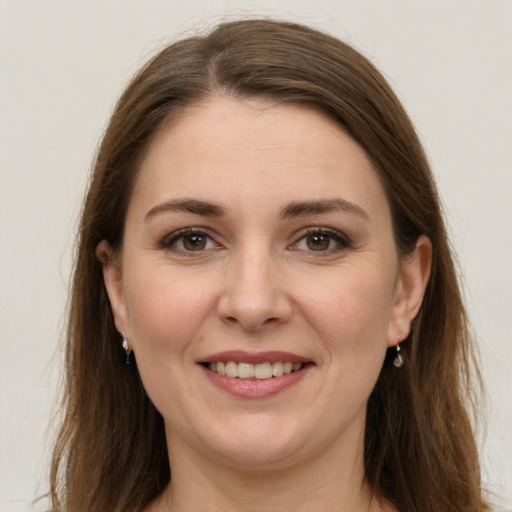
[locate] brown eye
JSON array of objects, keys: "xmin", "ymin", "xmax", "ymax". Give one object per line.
[
  {"xmin": 291, "ymin": 228, "xmax": 351, "ymax": 255},
  {"xmin": 182, "ymin": 234, "xmax": 207, "ymax": 251},
  {"xmin": 306, "ymin": 234, "xmax": 331, "ymax": 251},
  {"xmin": 161, "ymin": 228, "xmax": 219, "ymax": 254}
]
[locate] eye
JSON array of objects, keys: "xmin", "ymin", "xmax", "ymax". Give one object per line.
[
  {"xmin": 305, "ymin": 233, "xmax": 331, "ymax": 251},
  {"xmin": 161, "ymin": 228, "xmax": 219, "ymax": 253},
  {"xmin": 292, "ymin": 228, "xmax": 350, "ymax": 253}
]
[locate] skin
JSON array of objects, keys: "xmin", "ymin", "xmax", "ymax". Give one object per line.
[{"xmin": 98, "ymin": 96, "xmax": 431, "ymax": 512}]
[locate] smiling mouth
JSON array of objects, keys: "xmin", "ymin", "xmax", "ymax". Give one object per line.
[{"xmin": 204, "ymin": 361, "xmax": 306, "ymax": 380}]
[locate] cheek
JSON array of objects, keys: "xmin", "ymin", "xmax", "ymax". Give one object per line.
[
  {"xmin": 121, "ymin": 268, "xmax": 220, "ymax": 421},
  {"xmin": 123, "ymin": 266, "xmax": 217, "ymax": 358},
  {"xmin": 302, "ymin": 265, "xmax": 394, "ymax": 336},
  {"xmin": 280, "ymin": 264, "xmax": 396, "ymax": 446},
  {"xmin": 294, "ymin": 261, "xmax": 396, "ymax": 378}
]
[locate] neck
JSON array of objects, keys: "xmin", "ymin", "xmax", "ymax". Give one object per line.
[{"xmin": 149, "ymin": 426, "xmax": 392, "ymax": 512}]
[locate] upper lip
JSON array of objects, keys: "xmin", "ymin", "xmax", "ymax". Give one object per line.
[{"xmin": 199, "ymin": 350, "xmax": 312, "ymax": 365}]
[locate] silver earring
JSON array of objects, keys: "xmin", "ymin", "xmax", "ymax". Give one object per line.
[
  {"xmin": 121, "ymin": 332, "xmax": 131, "ymax": 365},
  {"xmin": 393, "ymin": 343, "xmax": 404, "ymax": 368}
]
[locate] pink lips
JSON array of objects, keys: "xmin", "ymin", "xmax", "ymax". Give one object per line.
[{"xmin": 199, "ymin": 350, "xmax": 313, "ymax": 399}]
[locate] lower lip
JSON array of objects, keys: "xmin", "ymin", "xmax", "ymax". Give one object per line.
[{"xmin": 201, "ymin": 364, "xmax": 312, "ymax": 398}]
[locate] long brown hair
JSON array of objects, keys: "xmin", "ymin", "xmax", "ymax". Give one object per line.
[{"xmin": 50, "ymin": 19, "xmax": 487, "ymax": 511}]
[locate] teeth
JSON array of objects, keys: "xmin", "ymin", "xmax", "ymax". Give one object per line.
[
  {"xmin": 272, "ymin": 361, "xmax": 284, "ymax": 377},
  {"xmin": 255, "ymin": 362, "xmax": 273, "ymax": 379},
  {"xmin": 238, "ymin": 362, "xmax": 255, "ymax": 379},
  {"xmin": 207, "ymin": 361, "xmax": 304, "ymax": 380},
  {"xmin": 225, "ymin": 361, "xmax": 238, "ymax": 378}
]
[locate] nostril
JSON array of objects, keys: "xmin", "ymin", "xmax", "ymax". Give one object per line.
[{"xmin": 217, "ymin": 280, "xmax": 293, "ymax": 331}]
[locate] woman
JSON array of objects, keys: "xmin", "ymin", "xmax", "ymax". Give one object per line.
[{"xmin": 49, "ymin": 19, "xmax": 488, "ymax": 512}]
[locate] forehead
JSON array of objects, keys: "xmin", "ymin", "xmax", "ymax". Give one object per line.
[{"xmin": 130, "ymin": 95, "xmax": 390, "ymax": 222}]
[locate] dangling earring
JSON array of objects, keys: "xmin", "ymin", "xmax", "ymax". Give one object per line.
[
  {"xmin": 393, "ymin": 341, "xmax": 404, "ymax": 368},
  {"xmin": 121, "ymin": 332, "xmax": 131, "ymax": 365}
]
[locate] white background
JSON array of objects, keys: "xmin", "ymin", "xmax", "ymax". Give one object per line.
[{"xmin": 1, "ymin": 1, "xmax": 511, "ymax": 510}]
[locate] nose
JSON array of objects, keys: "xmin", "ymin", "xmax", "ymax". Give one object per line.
[{"xmin": 217, "ymin": 244, "xmax": 292, "ymax": 332}]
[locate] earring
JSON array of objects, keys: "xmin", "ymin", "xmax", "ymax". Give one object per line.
[
  {"xmin": 121, "ymin": 332, "xmax": 131, "ymax": 365},
  {"xmin": 393, "ymin": 342, "xmax": 404, "ymax": 368}
]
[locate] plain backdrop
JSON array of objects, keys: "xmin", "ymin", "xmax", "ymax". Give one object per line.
[{"xmin": 1, "ymin": 1, "xmax": 511, "ymax": 510}]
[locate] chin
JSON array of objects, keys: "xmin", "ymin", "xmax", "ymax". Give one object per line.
[
  {"xmin": 197, "ymin": 415, "xmax": 308, "ymax": 469},
  {"xmin": 212, "ymin": 440, "xmax": 302, "ymax": 471}
]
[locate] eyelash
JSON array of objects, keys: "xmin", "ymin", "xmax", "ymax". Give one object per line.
[
  {"xmin": 290, "ymin": 227, "xmax": 352, "ymax": 255},
  {"xmin": 159, "ymin": 227, "xmax": 351, "ymax": 255},
  {"xmin": 159, "ymin": 228, "xmax": 219, "ymax": 254}
]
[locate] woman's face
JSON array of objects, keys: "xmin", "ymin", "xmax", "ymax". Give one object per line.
[{"xmin": 101, "ymin": 96, "xmax": 429, "ymax": 471}]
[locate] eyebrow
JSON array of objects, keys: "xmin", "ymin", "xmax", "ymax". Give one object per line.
[
  {"xmin": 145, "ymin": 199, "xmax": 227, "ymax": 221},
  {"xmin": 144, "ymin": 197, "xmax": 369, "ymax": 221},
  {"xmin": 280, "ymin": 198, "xmax": 369, "ymax": 220}
]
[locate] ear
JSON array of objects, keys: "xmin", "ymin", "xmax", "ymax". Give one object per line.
[
  {"xmin": 388, "ymin": 235, "xmax": 432, "ymax": 346},
  {"xmin": 96, "ymin": 240, "xmax": 130, "ymax": 335}
]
